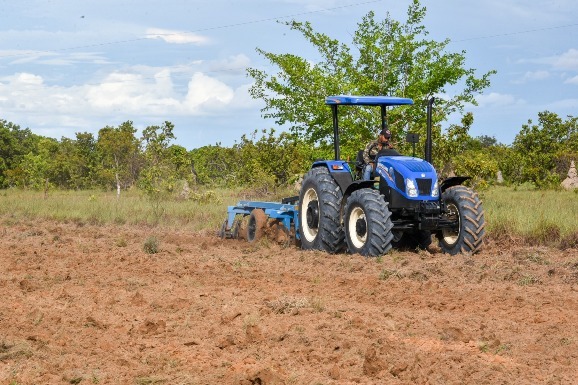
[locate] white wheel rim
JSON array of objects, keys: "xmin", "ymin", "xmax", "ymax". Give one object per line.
[
  {"xmin": 348, "ymin": 206, "xmax": 367, "ymax": 249},
  {"xmin": 302, "ymin": 187, "xmax": 319, "ymax": 242},
  {"xmin": 442, "ymin": 202, "xmax": 460, "ymax": 245}
]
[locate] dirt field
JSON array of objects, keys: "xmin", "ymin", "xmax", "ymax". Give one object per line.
[{"xmin": 1, "ymin": 219, "xmax": 577, "ymax": 385}]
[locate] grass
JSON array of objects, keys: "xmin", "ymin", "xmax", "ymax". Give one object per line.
[
  {"xmin": 0, "ymin": 185, "xmax": 577, "ymax": 248},
  {"xmin": 0, "ymin": 186, "xmax": 293, "ymax": 230},
  {"xmin": 482, "ymin": 186, "xmax": 578, "ymax": 245}
]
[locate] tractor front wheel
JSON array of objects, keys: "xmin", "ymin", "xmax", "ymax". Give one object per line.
[
  {"xmin": 437, "ymin": 186, "xmax": 485, "ymax": 255},
  {"xmin": 344, "ymin": 189, "xmax": 394, "ymax": 257}
]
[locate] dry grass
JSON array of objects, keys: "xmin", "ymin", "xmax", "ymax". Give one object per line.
[
  {"xmin": 1, "ymin": 185, "xmax": 577, "ymax": 249},
  {"xmin": 482, "ymin": 186, "xmax": 578, "ymax": 248}
]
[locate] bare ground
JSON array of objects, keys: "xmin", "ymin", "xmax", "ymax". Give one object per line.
[{"xmin": 0, "ymin": 219, "xmax": 577, "ymax": 384}]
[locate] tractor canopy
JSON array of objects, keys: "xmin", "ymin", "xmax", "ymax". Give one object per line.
[
  {"xmin": 324, "ymin": 95, "xmax": 414, "ymax": 161},
  {"xmin": 325, "ymin": 95, "xmax": 414, "ymax": 106}
]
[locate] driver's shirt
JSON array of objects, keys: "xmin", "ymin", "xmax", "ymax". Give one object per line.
[{"xmin": 363, "ymin": 140, "xmax": 382, "ymax": 164}]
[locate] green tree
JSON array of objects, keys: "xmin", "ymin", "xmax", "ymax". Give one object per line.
[
  {"xmin": 513, "ymin": 111, "xmax": 578, "ymax": 187},
  {"xmin": 48, "ymin": 133, "xmax": 99, "ymax": 189},
  {"xmin": 234, "ymin": 129, "xmax": 311, "ymax": 189},
  {"xmin": 247, "ymin": 0, "xmax": 494, "ymax": 160},
  {"xmin": 97, "ymin": 121, "xmax": 142, "ymax": 196},
  {"xmin": 189, "ymin": 143, "xmax": 240, "ymax": 186},
  {"xmin": 0, "ymin": 119, "xmax": 41, "ymax": 187},
  {"xmin": 168, "ymin": 144, "xmax": 194, "ymax": 182},
  {"xmin": 138, "ymin": 121, "xmax": 177, "ymax": 220},
  {"xmin": 474, "ymin": 135, "xmax": 499, "ymax": 149},
  {"xmin": 74, "ymin": 132, "xmax": 99, "ymax": 188},
  {"xmin": 4, "ymin": 135, "xmax": 61, "ymax": 195}
]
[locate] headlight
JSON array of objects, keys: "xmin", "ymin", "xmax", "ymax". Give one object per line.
[
  {"xmin": 406, "ymin": 178, "xmax": 418, "ymax": 197},
  {"xmin": 431, "ymin": 180, "xmax": 439, "ymax": 197}
]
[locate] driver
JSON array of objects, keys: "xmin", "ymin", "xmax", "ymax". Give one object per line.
[{"xmin": 362, "ymin": 128, "xmax": 393, "ymax": 180}]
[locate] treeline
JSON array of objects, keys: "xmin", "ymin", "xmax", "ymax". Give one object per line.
[
  {"xmin": 1, "ymin": 110, "xmax": 577, "ymax": 195},
  {"xmin": 0, "ymin": 119, "xmax": 312, "ymax": 194}
]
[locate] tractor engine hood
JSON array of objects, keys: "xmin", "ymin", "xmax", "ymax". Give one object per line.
[{"xmin": 375, "ymin": 156, "xmax": 439, "ymax": 200}]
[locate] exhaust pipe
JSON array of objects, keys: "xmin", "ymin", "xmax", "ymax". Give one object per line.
[{"xmin": 425, "ymin": 97, "xmax": 434, "ymax": 164}]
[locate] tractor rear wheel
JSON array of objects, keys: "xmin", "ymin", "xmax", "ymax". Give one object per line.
[
  {"xmin": 298, "ymin": 167, "xmax": 344, "ymax": 253},
  {"xmin": 437, "ymin": 186, "xmax": 485, "ymax": 255},
  {"xmin": 344, "ymin": 189, "xmax": 394, "ymax": 257}
]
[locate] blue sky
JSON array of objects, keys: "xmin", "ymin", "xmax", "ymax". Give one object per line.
[{"xmin": 1, "ymin": 0, "xmax": 578, "ymax": 149}]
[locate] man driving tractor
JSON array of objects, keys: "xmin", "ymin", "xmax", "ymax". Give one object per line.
[{"xmin": 362, "ymin": 128, "xmax": 393, "ymax": 180}]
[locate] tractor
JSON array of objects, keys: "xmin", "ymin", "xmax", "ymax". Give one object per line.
[{"xmin": 222, "ymin": 95, "xmax": 485, "ymax": 257}]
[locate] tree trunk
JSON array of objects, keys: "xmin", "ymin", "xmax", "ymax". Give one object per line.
[{"xmin": 114, "ymin": 154, "xmax": 121, "ymax": 199}]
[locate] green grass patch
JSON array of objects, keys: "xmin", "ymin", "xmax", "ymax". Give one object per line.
[
  {"xmin": 482, "ymin": 186, "xmax": 578, "ymax": 244},
  {"xmin": 1, "ymin": 185, "xmax": 577, "ymax": 249},
  {"xmin": 0, "ymin": 187, "xmax": 251, "ymax": 230}
]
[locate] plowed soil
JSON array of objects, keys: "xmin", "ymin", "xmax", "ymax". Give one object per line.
[{"xmin": 1, "ymin": 219, "xmax": 577, "ymax": 385}]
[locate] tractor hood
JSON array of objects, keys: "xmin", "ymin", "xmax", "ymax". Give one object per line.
[{"xmin": 375, "ymin": 156, "xmax": 439, "ymax": 200}]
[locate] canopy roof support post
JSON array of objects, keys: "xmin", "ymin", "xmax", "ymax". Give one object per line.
[
  {"xmin": 425, "ymin": 97, "xmax": 435, "ymax": 163},
  {"xmin": 331, "ymin": 104, "xmax": 340, "ymax": 160}
]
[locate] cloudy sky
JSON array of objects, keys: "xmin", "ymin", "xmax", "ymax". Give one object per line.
[{"xmin": 1, "ymin": 0, "xmax": 578, "ymax": 149}]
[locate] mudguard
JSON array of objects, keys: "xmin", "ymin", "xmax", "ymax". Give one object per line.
[
  {"xmin": 311, "ymin": 160, "xmax": 353, "ymax": 194},
  {"xmin": 440, "ymin": 176, "xmax": 471, "ymax": 193}
]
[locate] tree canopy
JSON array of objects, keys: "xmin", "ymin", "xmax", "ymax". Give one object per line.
[{"xmin": 247, "ymin": 0, "xmax": 495, "ymax": 159}]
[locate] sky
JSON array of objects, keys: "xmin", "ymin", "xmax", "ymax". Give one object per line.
[{"xmin": 1, "ymin": 0, "xmax": 578, "ymax": 150}]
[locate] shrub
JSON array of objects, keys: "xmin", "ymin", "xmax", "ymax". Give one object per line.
[{"xmin": 143, "ymin": 236, "xmax": 159, "ymax": 254}]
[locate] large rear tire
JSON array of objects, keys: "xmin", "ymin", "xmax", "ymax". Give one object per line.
[
  {"xmin": 344, "ymin": 189, "xmax": 394, "ymax": 257},
  {"xmin": 437, "ymin": 186, "xmax": 485, "ymax": 255},
  {"xmin": 298, "ymin": 167, "xmax": 345, "ymax": 253}
]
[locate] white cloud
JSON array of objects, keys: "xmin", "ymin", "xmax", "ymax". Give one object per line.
[
  {"xmin": 0, "ymin": 49, "xmax": 111, "ymax": 66},
  {"xmin": 13, "ymin": 72, "xmax": 44, "ymax": 86},
  {"xmin": 547, "ymin": 98, "xmax": 578, "ymax": 109},
  {"xmin": 474, "ymin": 92, "xmax": 519, "ymax": 107},
  {"xmin": 184, "ymin": 72, "xmax": 234, "ymax": 112},
  {"xmin": 207, "ymin": 54, "xmax": 251, "ymax": 74},
  {"xmin": 552, "ymin": 48, "xmax": 578, "ymax": 70},
  {"xmin": 516, "ymin": 70, "xmax": 550, "ymax": 83},
  {"xmin": 565, "ymin": 75, "xmax": 578, "ymax": 85},
  {"xmin": 0, "ymin": 67, "xmax": 256, "ymax": 136},
  {"xmin": 146, "ymin": 28, "xmax": 210, "ymax": 45}
]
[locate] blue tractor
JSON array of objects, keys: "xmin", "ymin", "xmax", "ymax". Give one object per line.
[{"xmin": 223, "ymin": 95, "xmax": 485, "ymax": 256}]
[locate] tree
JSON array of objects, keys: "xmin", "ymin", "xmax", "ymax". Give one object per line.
[
  {"xmin": 73, "ymin": 132, "xmax": 99, "ymax": 189},
  {"xmin": 168, "ymin": 144, "xmax": 194, "ymax": 182},
  {"xmin": 474, "ymin": 135, "xmax": 499, "ymax": 149},
  {"xmin": 6, "ymin": 137, "xmax": 58, "ymax": 194},
  {"xmin": 234, "ymin": 129, "xmax": 311, "ymax": 189},
  {"xmin": 513, "ymin": 111, "xmax": 578, "ymax": 187},
  {"xmin": 189, "ymin": 143, "xmax": 240, "ymax": 186},
  {"xmin": 97, "ymin": 121, "xmax": 142, "ymax": 197},
  {"xmin": 0, "ymin": 120, "xmax": 41, "ymax": 187},
  {"xmin": 138, "ymin": 121, "xmax": 177, "ymax": 220},
  {"xmin": 247, "ymin": 0, "xmax": 495, "ymax": 159}
]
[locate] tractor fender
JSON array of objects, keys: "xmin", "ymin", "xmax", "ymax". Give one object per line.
[
  {"xmin": 439, "ymin": 176, "xmax": 471, "ymax": 193},
  {"xmin": 341, "ymin": 180, "xmax": 376, "ymax": 213},
  {"xmin": 311, "ymin": 161, "xmax": 353, "ymax": 194}
]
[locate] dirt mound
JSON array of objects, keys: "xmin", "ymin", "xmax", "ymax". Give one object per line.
[{"xmin": 0, "ymin": 219, "xmax": 577, "ymax": 384}]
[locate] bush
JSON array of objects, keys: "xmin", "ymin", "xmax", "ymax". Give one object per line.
[{"xmin": 143, "ymin": 236, "xmax": 159, "ymax": 254}]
